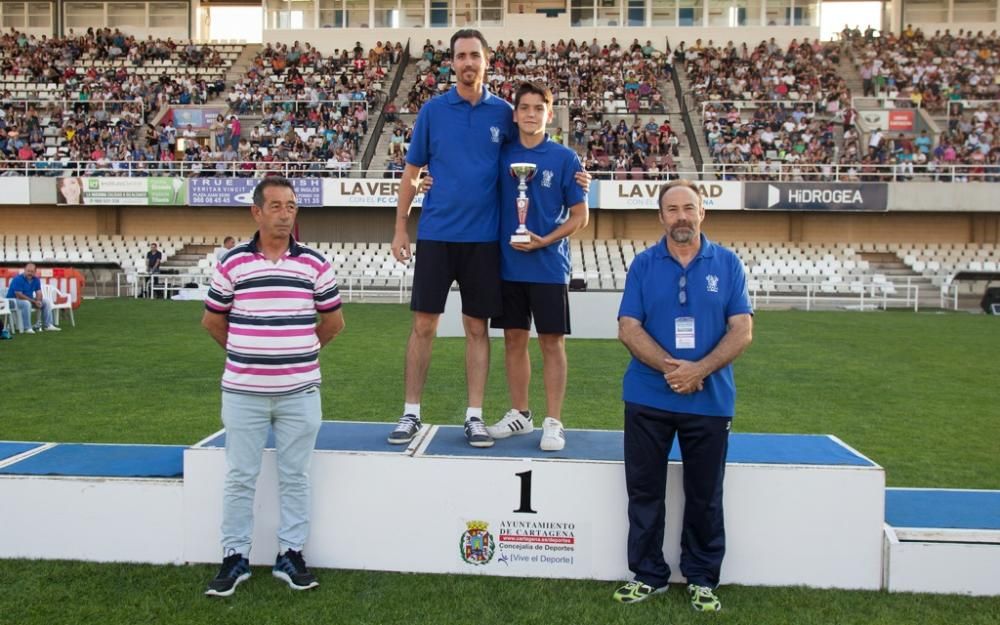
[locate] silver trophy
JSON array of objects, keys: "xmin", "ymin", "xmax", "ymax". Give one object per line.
[{"xmin": 509, "ymin": 162, "xmax": 537, "ymax": 244}]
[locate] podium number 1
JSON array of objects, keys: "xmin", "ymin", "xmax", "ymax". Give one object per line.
[{"xmin": 514, "ymin": 470, "xmax": 538, "ymax": 514}]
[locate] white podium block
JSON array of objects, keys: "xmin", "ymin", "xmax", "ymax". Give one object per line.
[
  {"xmin": 183, "ymin": 423, "xmax": 885, "ymax": 589},
  {"xmin": 884, "ymin": 488, "xmax": 1000, "ymax": 596},
  {"xmin": 437, "ymin": 290, "xmax": 622, "ymax": 339},
  {"xmin": 0, "ymin": 443, "xmax": 185, "ymax": 564}
]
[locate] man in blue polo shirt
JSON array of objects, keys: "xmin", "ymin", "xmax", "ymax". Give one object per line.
[
  {"xmin": 6, "ymin": 263, "xmax": 61, "ymax": 333},
  {"xmin": 484, "ymin": 81, "xmax": 588, "ymax": 452},
  {"xmin": 614, "ymin": 180, "xmax": 753, "ymax": 613},
  {"xmin": 389, "ymin": 28, "xmax": 515, "ymax": 448}
]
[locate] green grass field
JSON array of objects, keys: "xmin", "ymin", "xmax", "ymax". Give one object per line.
[{"xmin": 1, "ymin": 299, "xmax": 999, "ymax": 624}]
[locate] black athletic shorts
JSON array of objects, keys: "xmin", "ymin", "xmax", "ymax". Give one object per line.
[
  {"xmin": 490, "ymin": 281, "xmax": 571, "ymax": 335},
  {"xmin": 410, "ymin": 240, "xmax": 502, "ymax": 318}
]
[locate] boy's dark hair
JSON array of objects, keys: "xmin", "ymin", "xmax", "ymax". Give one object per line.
[{"xmin": 513, "ymin": 81, "xmax": 553, "ymax": 109}]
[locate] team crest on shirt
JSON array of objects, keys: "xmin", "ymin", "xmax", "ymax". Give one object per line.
[
  {"xmin": 490, "ymin": 126, "xmax": 501, "ymax": 143},
  {"xmin": 706, "ymin": 274, "xmax": 720, "ymax": 293},
  {"xmin": 541, "ymin": 170, "xmax": 554, "ymax": 188}
]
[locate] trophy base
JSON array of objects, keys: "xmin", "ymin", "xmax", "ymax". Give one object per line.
[{"xmin": 510, "ymin": 234, "xmax": 531, "ymax": 244}]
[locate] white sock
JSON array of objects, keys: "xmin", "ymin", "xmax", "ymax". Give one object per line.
[
  {"xmin": 404, "ymin": 403, "xmax": 421, "ymax": 419},
  {"xmin": 466, "ymin": 407, "xmax": 483, "ymax": 421}
]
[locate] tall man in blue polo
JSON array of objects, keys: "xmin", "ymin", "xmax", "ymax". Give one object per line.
[
  {"xmin": 389, "ymin": 29, "xmax": 515, "ymax": 448},
  {"xmin": 484, "ymin": 81, "xmax": 588, "ymax": 452},
  {"xmin": 614, "ymin": 180, "xmax": 753, "ymax": 612},
  {"xmin": 201, "ymin": 177, "xmax": 345, "ymax": 597}
]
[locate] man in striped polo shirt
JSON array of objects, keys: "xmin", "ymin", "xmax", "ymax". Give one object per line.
[{"xmin": 201, "ymin": 177, "xmax": 345, "ymax": 597}]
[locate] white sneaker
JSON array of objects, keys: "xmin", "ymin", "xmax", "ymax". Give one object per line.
[
  {"xmin": 540, "ymin": 417, "xmax": 565, "ymax": 451},
  {"xmin": 23, "ymin": 328, "xmax": 35, "ymax": 335},
  {"xmin": 44, "ymin": 325, "xmax": 61, "ymax": 332},
  {"xmin": 487, "ymin": 409, "xmax": 533, "ymax": 439}
]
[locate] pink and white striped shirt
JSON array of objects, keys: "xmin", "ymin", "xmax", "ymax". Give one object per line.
[{"xmin": 205, "ymin": 233, "xmax": 341, "ymax": 396}]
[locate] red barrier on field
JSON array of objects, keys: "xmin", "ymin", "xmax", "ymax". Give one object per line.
[{"xmin": 0, "ymin": 268, "xmax": 85, "ymax": 309}]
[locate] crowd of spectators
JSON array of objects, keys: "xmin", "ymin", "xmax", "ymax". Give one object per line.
[
  {"xmin": 702, "ymin": 102, "xmax": 842, "ymax": 178},
  {"xmin": 380, "ymin": 119, "xmax": 413, "ymax": 178},
  {"xmin": 402, "ymin": 37, "xmax": 672, "ymax": 114},
  {"xmin": 682, "ymin": 37, "xmax": 847, "ymax": 110},
  {"xmin": 575, "ymin": 115, "xmax": 681, "ymax": 180},
  {"xmin": 0, "ymin": 28, "xmax": 233, "ymax": 110},
  {"xmin": 228, "ymin": 40, "xmax": 397, "ymax": 116},
  {"xmin": 848, "ymin": 26, "xmax": 1000, "ymax": 113}
]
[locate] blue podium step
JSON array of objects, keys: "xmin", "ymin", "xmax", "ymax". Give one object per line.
[
  {"xmin": 886, "ymin": 488, "xmax": 1000, "ymax": 531},
  {"xmin": 0, "ymin": 442, "xmax": 43, "ymax": 462},
  {"xmin": 0, "ymin": 443, "xmax": 185, "ymax": 478}
]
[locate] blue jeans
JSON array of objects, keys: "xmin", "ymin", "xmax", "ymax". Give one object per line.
[
  {"xmin": 9, "ymin": 298, "xmax": 52, "ymax": 330},
  {"xmin": 220, "ymin": 388, "xmax": 322, "ymax": 558}
]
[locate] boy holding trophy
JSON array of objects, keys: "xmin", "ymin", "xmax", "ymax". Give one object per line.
[{"xmin": 486, "ymin": 81, "xmax": 589, "ymax": 451}]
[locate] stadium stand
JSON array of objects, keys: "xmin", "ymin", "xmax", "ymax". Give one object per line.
[{"xmin": 0, "ymin": 23, "xmax": 994, "ymax": 311}]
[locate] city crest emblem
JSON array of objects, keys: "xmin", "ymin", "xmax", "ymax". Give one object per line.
[
  {"xmin": 541, "ymin": 170, "xmax": 554, "ymax": 188},
  {"xmin": 459, "ymin": 520, "xmax": 495, "ymax": 565},
  {"xmin": 490, "ymin": 126, "xmax": 501, "ymax": 143}
]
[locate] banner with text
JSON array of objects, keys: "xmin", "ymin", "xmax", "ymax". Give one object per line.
[
  {"xmin": 594, "ymin": 180, "xmax": 742, "ymax": 210},
  {"xmin": 0, "ymin": 177, "xmax": 30, "ymax": 204},
  {"xmin": 55, "ymin": 177, "xmax": 187, "ymax": 205},
  {"xmin": 745, "ymin": 183, "xmax": 888, "ymax": 212},
  {"xmin": 858, "ymin": 109, "xmax": 916, "ymax": 133},
  {"xmin": 322, "ymin": 178, "xmax": 424, "ymax": 208},
  {"xmin": 187, "ymin": 178, "xmax": 323, "ymax": 207}
]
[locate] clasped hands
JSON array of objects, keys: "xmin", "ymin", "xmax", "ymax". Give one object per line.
[{"xmin": 663, "ymin": 356, "xmax": 705, "ymax": 395}]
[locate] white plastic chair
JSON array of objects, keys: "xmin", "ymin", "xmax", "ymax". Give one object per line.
[
  {"xmin": 41, "ymin": 284, "xmax": 75, "ymax": 327},
  {"xmin": 0, "ymin": 299, "xmax": 13, "ymax": 333}
]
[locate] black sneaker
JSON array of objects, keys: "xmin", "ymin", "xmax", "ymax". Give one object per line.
[
  {"xmin": 465, "ymin": 417, "xmax": 494, "ymax": 448},
  {"xmin": 272, "ymin": 549, "xmax": 319, "ymax": 591},
  {"xmin": 205, "ymin": 552, "xmax": 251, "ymax": 597},
  {"xmin": 387, "ymin": 414, "xmax": 422, "ymax": 444}
]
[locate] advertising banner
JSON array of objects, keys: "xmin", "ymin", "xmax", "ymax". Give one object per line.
[
  {"xmin": 170, "ymin": 107, "xmax": 229, "ymax": 131},
  {"xmin": 858, "ymin": 109, "xmax": 915, "ymax": 133},
  {"xmin": 321, "ymin": 177, "xmax": 424, "ymax": 207},
  {"xmin": 0, "ymin": 178, "xmax": 30, "ymax": 204},
  {"xmin": 745, "ymin": 183, "xmax": 888, "ymax": 212},
  {"xmin": 594, "ymin": 180, "xmax": 742, "ymax": 210},
  {"xmin": 55, "ymin": 177, "xmax": 186, "ymax": 205},
  {"xmin": 888, "ymin": 110, "xmax": 916, "ymax": 132},
  {"xmin": 188, "ymin": 177, "xmax": 323, "ymax": 207}
]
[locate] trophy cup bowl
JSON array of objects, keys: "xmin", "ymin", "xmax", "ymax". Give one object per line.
[{"xmin": 509, "ymin": 163, "xmax": 537, "ymax": 244}]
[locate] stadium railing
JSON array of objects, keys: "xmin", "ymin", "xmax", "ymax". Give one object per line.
[
  {"xmin": 702, "ymin": 162, "xmax": 999, "ymax": 182},
  {"xmin": 8, "ymin": 161, "xmax": 360, "ymax": 177}
]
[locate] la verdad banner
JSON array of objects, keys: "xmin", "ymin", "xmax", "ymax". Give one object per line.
[
  {"xmin": 322, "ymin": 178, "xmax": 424, "ymax": 207},
  {"xmin": 593, "ymin": 180, "xmax": 742, "ymax": 210}
]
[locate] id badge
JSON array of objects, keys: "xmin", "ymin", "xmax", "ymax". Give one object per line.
[{"xmin": 675, "ymin": 317, "xmax": 695, "ymax": 350}]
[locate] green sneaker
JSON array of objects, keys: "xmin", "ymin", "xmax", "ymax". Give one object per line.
[
  {"xmin": 687, "ymin": 584, "xmax": 722, "ymax": 612},
  {"xmin": 612, "ymin": 580, "xmax": 667, "ymax": 604}
]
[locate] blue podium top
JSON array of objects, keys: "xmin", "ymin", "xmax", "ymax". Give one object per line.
[
  {"xmin": 199, "ymin": 421, "xmax": 410, "ymax": 454},
  {"xmin": 886, "ymin": 488, "xmax": 1000, "ymax": 531},
  {"xmin": 0, "ymin": 443, "xmax": 185, "ymax": 478},
  {"xmin": 421, "ymin": 428, "xmax": 876, "ymax": 466},
  {"xmin": 0, "ymin": 441, "xmax": 43, "ymax": 463}
]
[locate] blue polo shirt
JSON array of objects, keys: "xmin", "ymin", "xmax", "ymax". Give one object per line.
[
  {"xmin": 499, "ymin": 136, "xmax": 586, "ymax": 284},
  {"xmin": 405, "ymin": 86, "xmax": 515, "ymax": 243},
  {"xmin": 6, "ymin": 273, "xmax": 41, "ymax": 299},
  {"xmin": 618, "ymin": 235, "xmax": 752, "ymax": 417}
]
